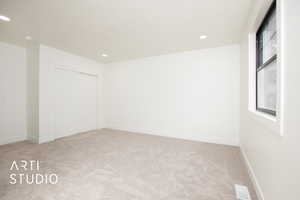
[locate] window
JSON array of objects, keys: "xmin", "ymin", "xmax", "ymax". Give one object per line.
[{"xmin": 256, "ymin": 1, "xmax": 277, "ymax": 116}]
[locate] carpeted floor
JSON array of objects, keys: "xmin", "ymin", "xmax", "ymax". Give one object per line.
[{"xmin": 0, "ymin": 129, "xmax": 257, "ymax": 200}]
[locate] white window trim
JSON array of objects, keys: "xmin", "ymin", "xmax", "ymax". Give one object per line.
[{"xmin": 248, "ymin": 0, "xmax": 285, "ymax": 136}]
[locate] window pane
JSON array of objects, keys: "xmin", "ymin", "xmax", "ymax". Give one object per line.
[
  {"xmin": 257, "ymin": 5, "xmax": 276, "ymax": 66},
  {"xmin": 262, "ymin": 10, "xmax": 276, "ymax": 63},
  {"xmin": 257, "ymin": 60, "xmax": 277, "ymax": 112}
]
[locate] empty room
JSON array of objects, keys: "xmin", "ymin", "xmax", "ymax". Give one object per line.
[{"xmin": 0, "ymin": 0, "xmax": 299, "ymax": 199}]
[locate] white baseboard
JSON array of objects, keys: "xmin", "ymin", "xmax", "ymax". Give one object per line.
[
  {"xmin": 240, "ymin": 147, "xmax": 265, "ymax": 200},
  {"xmin": 104, "ymin": 126, "xmax": 239, "ymax": 146},
  {"xmin": 0, "ymin": 136, "xmax": 27, "ymax": 146}
]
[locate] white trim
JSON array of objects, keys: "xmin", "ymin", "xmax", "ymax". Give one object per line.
[
  {"xmin": 277, "ymin": 0, "xmax": 285, "ymax": 135},
  {"xmin": 249, "ymin": 110, "xmax": 276, "ymax": 122},
  {"xmin": 0, "ymin": 137, "xmax": 27, "ymax": 146},
  {"xmin": 248, "ymin": 33, "xmax": 256, "ymax": 112},
  {"xmin": 240, "ymin": 147, "xmax": 265, "ymax": 200},
  {"xmin": 247, "ymin": 0, "xmax": 284, "ymax": 136},
  {"xmin": 105, "ymin": 127, "xmax": 239, "ymax": 146},
  {"xmin": 55, "ymin": 66, "xmax": 98, "ymax": 77}
]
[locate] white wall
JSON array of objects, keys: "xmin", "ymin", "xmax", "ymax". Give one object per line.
[
  {"xmin": 39, "ymin": 45, "xmax": 104, "ymax": 143},
  {"xmin": 104, "ymin": 45, "xmax": 240, "ymax": 146},
  {"xmin": 0, "ymin": 42, "xmax": 27, "ymax": 145},
  {"xmin": 240, "ymin": 0, "xmax": 300, "ymax": 199}
]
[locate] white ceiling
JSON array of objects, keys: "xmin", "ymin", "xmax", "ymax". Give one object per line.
[{"xmin": 0, "ymin": 0, "xmax": 252, "ymax": 63}]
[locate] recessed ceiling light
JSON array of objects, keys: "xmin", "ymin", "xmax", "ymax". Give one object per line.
[
  {"xmin": 25, "ymin": 36, "xmax": 32, "ymax": 40},
  {"xmin": 200, "ymin": 35, "xmax": 207, "ymax": 40},
  {"xmin": 0, "ymin": 15, "xmax": 11, "ymax": 22},
  {"xmin": 101, "ymin": 54, "xmax": 108, "ymax": 57}
]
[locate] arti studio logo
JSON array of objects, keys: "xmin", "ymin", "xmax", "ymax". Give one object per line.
[{"xmin": 9, "ymin": 160, "xmax": 58, "ymax": 185}]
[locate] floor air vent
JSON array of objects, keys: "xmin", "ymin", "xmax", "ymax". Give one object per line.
[{"xmin": 234, "ymin": 184, "xmax": 251, "ymax": 200}]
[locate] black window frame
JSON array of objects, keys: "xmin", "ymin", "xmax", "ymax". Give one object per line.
[{"xmin": 256, "ymin": 1, "xmax": 277, "ymax": 116}]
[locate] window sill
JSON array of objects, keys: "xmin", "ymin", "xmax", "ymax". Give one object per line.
[
  {"xmin": 250, "ymin": 109, "xmax": 276, "ymax": 121},
  {"xmin": 248, "ymin": 109, "xmax": 282, "ymax": 136}
]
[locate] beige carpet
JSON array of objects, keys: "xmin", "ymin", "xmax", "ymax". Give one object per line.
[{"xmin": 0, "ymin": 129, "xmax": 257, "ymax": 200}]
